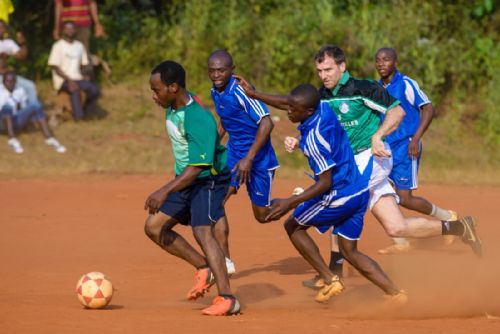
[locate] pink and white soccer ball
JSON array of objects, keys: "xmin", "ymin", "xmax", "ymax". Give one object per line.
[{"xmin": 76, "ymin": 272, "xmax": 113, "ymax": 309}]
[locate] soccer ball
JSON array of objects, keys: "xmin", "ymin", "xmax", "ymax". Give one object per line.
[{"xmin": 76, "ymin": 272, "xmax": 113, "ymax": 309}]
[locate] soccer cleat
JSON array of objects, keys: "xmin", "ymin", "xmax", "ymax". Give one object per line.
[
  {"xmin": 377, "ymin": 243, "xmax": 412, "ymax": 255},
  {"xmin": 315, "ymin": 275, "xmax": 345, "ymax": 303},
  {"xmin": 225, "ymin": 257, "xmax": 236, "ymax": 276},
  {"xmin": 8, "ymin": 137, "xmax": 23, "ymax": 154},
  {"xmin": 443, "ymin": 210, "xmax": 458, "ymax": 246},
  {"xmin": 302, "ymin": 274, "xmax": 326, "ymax": 290},
  {"xmin": 45, "ymin": 137, "xmax": 67, "ymax": 153},
  {"xmin": 384, "ymin": 290, "xmax": 408, "ymax": 306},
  {"xmin": 460, "ymin": 216, "xmax": 482, "ymax": 257},
  {"xmin": 202, "ymin": 295, "xmax": 241, "ymax": 316},
  {"xmin": 186, "ymin": 267, "xmax": 215, "ymax": 300}
]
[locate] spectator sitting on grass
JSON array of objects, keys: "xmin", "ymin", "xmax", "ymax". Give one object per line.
[
  {"xmin": 0, "ymin": 19, "xmax": 42, "ymax": 107},
  {"xmin": 0, "ymin": 71, "xmax": 66, "ymax": 154}
]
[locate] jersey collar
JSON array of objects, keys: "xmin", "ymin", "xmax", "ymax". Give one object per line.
[
  {"xmin": 380, "ymin": 69, "xmax": 402, "ymax": 88},
  {"xmin": 332, "ymin": 70, "xmax": 350, "ymax": 96},
  {"xmin": 297, "ymin": 107, "xmax": 320, "ymax": 132}
]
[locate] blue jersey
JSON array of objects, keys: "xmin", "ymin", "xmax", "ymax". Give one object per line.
[
  {"xmin": 211, "ymin": 76, "xmax": 279, "ymax": 171},
  {"xmin": 298, "ymin": 101, "xmax": 367, "ymax": 202},
  {"xmin": 381, "ymin": 70, "xmax": 431, "ymax": 144}
]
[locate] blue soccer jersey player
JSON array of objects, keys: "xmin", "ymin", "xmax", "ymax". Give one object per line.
[
  {"xmin": 234, "ymin": 79, "xmax": 407, "ymax": 304},
  {"xmin": 376, "ymin": 47, "xmax": 458, "ymax": 246},
  {"xmin": 208, "ymin": 50, "xmax": 279, "ymax": 223}
]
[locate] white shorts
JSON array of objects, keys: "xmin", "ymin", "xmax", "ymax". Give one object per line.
[{"xmin": 354, "ymin": 143, "xmax": 398, "ymax": 209}]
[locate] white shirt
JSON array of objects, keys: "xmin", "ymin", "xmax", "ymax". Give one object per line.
[
  {"xmin": 48, "ymin": 39, "xmax": 89, "ymax": 90},
  {"xmin": 0, "ymin": 85, "xmax": 28, "ymax": 115},
  {"xmin": 0, "ymin": 38, "xmax": 20, "ymax": 56}
]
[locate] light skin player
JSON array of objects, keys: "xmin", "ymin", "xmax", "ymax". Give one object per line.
[
  {"xmin": 143, "ymin": 60, "xmax": 239, "ymax": 316},
  {"xmin": 375, "ymin": 47, "xmax": 458, "ymax": 250}
]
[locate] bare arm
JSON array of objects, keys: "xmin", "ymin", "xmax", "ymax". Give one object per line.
[
  {"xmin": 234, "ymin": 74, "xmax": 289, "ymax": 110},
  {"xmin": 144, "ymin": 166, "xmax": 203, "ymax": 214},
  {"xmin": 408, "ymin": 103, "xmax": 434, "ymax": 157},
  {"xmin": 13, "ymin": 32, "xmax": 27, "ymax": 60},
  {"xmin": 266, "ymin": 169, "xmax": 332, "ymax": 221},
  {"xmin": 53, "ymin": 0, "xmax": 62, "ymax": 40},
  {"xmin": 371, "ymin": 105, "xmax": 405, "ymax": 157},
  {"xmin": 89, "ymin": 0, "xmax": 105, "ymax": 37},
  {"xmin": 233, "ymin": 115, "xmax": 274, "ymax": 184}
]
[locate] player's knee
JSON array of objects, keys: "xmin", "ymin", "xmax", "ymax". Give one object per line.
[
  {"xmin": 283, "ymin": 217, "xmax": 298, "ymax": 236},
  {"xmin": 254, "ymin": 213, "xmax": 268, "ymax": 224},
  {"xmin": 385, "ymin": 224, "xmax": 406, "ymax": 238},
  {"xmin": 144, "ymin": 216, "xmax": 160, "ymax": 240}
]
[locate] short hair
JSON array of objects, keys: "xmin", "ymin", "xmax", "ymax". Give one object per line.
[
  {"xmin": 151, "ymin": 60, "xmax": 186, "ymax": 88},
  {"xmin": 376, "ymin": 47, "xmax": 397, "ymax": 61},
  {"xmin": 208, "ymin": 49, "xmax": 233, "ymax": 67},
  {"xmin": 290, "ymin": 84, "xmax": 320, "ymax": 110},
  {"xmin": 314, "ymin": 45, "xmax": 346, "ymax": 65}
]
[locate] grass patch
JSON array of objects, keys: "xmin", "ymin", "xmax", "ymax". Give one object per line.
[{"xmin": 0, "ymin": 79, "xmax": 498, "ymax": 185}]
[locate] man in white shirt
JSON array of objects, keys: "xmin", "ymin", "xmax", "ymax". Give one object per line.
[
  {"xmin": 0, "ymin": 19, "xmax": 40, "ymax": 106},
  {"xmin": 48, "ymin": 20, "xmax": 100, "ymax": 120},
  {"xmin": 0, "ymin": 71, "xmax": 66, "ymax": 154}
]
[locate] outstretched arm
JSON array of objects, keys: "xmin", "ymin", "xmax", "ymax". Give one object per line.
[
  {"xmin": 408, "ymin": 103, "xmax": 434, "ymax": 157},
  {"xmin": 234, "ymin": 74, "xmax": 289, "ymax": 110},
  {"xmin": 371, "ymin": 105, "xmax": 405, "ymax": 157},
  {"xmin": 265, "ymin": 169, "xmax": 332, "ymax": 221}
]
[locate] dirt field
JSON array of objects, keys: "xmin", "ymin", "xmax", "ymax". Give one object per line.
[{"xmin": 1, "ymin": 175, "xmax": 499, "ymax": 333}]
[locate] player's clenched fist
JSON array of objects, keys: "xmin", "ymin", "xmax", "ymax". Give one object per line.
[{"xmin": 284, "ymin": 136, "xmax": 299, "ymax": 153}]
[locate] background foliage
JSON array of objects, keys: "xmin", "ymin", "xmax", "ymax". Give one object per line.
[{"xmin": 7, "ymin": 0, "xmax": 500, "ymax": 151}]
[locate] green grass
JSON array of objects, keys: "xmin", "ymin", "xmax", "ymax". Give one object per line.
[{"xmin": 1, "ymin": 79, "xmax": 498, "ymax": 186}]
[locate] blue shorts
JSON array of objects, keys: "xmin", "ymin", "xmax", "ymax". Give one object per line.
[
  {"xmin": 389, "ymin": 138, "xmax": 422, "ymax": 190},
  {"xmin": 292, "ymin": 190, "xmax": 369, "ymax": 240},
  {"xmin": 231, "ymin": 168, "xmax": 276, "ymax": 207},
  {"xmin": 0, "ymin": 102, "xmax": 45, "ymax": 131},
  {"xmin": 159, "ymin": 171, "xmax": 230, "ymax": 227}
]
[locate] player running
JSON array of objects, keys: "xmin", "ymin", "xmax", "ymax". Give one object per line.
[
  {"xmin": 143, "ymin": 60, "xmax": 239, "ymax": 316},
  {"xmin": 208, "ymin": 50, "xmax": 279, "ymax": 223},
  {"xmin": 235, "ymin": 81, "xmax": 407, "ymax": 303},
  {"xmin": 375, "ymin": 47, "xmax": 458, "ymax": 252}
]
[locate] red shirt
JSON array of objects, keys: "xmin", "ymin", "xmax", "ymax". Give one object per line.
[{"xmin": 57, "ymin": 0, "xmax": 92, "ymax": 27}]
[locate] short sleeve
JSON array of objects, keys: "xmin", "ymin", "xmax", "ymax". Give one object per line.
[
  {"xmin": 5, "ymin": 40, "xmax": 20, "ymax": 55},
  {"xmin": 404, "ymin": 79, "xmax": 431, "ymax": 108},
  {"xmin": 234, "ymin": 85, "xmax": 269, "ymax": 124},
  {"xmin": 47, "ymin": 43, "xmax": 61, "ymax": 66},
  {"xmin": 360, "ymin": 80, "xmax": 400, "ymax": 114},
  {"xmin": 185, "ymin": 107, "xmax": 216, "ymax": 167}
]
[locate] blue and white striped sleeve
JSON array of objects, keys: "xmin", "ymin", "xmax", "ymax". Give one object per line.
[
  {"xmin": 404, "ymin": 78, "xmax": 431, "ymax": 109},
  {"xmin": 234, "ymin": 85, "xmax": 269, "ymax": 124},
  {"xmin": 305, "ymin": 131, "xmax": 335, "ymax": 175}
]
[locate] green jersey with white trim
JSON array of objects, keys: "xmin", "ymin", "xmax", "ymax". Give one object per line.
[{"xmin": 319, "ymin": 71, "xmax": 400, "ymax": 153}]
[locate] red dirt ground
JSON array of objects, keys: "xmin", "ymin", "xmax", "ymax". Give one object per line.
[{"xmin": 1, "ymin": 175, "xmax": 499, "ymax": 333}]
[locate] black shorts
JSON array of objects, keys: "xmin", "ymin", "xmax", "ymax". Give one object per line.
[{"xmin": 159, "ymin": 170, "xmax": 230, "ymax": 227}]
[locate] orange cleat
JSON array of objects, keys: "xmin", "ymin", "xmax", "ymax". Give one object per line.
[
  {"xmin": 202, "ymin": 295, "xmax": 241, "ymax": 316},
  {"xmin": 186, "ymin": 267, "xmax": 215, "ymax": 300}
]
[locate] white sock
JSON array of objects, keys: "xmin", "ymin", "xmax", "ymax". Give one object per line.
[{"xmin": 431, "ymin": 204, "xmax": 452, "ymax": 221}]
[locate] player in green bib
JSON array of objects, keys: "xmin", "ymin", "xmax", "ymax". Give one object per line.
[{"xmin": 143, "ymin": 60, "xmax": 240, "ymax": 316}]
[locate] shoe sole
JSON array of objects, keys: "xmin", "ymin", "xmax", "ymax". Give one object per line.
[
  {"xmin": 378, "ymin": 245, "xmax": 412, "ymax": 255},
  {"xmin": 302, "ymin": 280, "xmax": 325, "ymax": 290},
  {"xmin": 461, "ymin": 216, "xmax": 483, "ymax": 257}
]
